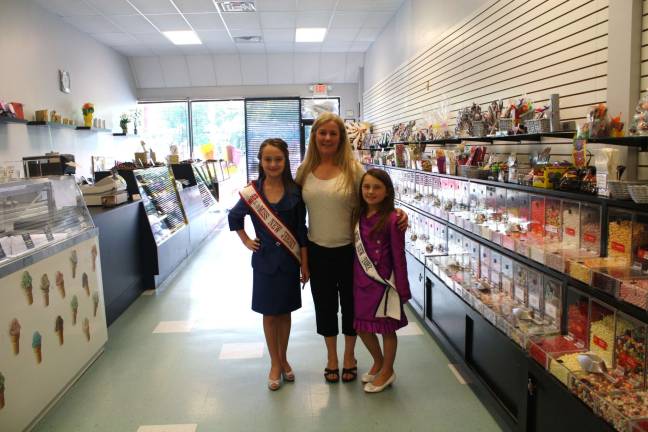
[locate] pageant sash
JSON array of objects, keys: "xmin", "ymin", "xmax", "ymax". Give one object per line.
[
  {"xmin": 354, "ymin": 222, "xmax": 401, "ymax": 321},
  {"xmin": 240, "ymin": 182, "xmax": 301, "ymax": 264}
]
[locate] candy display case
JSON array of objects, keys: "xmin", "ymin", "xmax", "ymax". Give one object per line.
[
  {"xmin": 581, "ymin": 202, "xmax": 602, "ymax": 256},
  {"xmin": 613, "ymin": 312, "xmax": 647, "ymax": 390},
  {"xmin": 595, "ymin": 391, "xmax": 648, "ymax": 432},
  {"xmin": 619, "ymin": 279, "xmax": 648, "ymax": 310},
  {"xmin": 566, "ymin": 287, "xmax": 590, "ymax": 348},
  {"xmin": 528, "ymin": 334, "xmax": 584, "ymax": 369},
  {"xmin": 528, "ymin": 268, "xmax": 544, "ymax": 318},
  {"xmin": 480, "ymin": 245, "xmax": 491, "ymax": 285},
  {"xmin": 590, "ymin": 299, "xmax": 616, "ymax": 367},
  {"xmin": 544, "ymin": 276, "xmax": 563, "ymax": 329},
  {"xmin": 490, "ymin": 251, "xmax": 502, "ymax": 290},
  {"xmin": 501, "ymin": 255, "xmax": 514, "ymax": 297},
  {"xmin": 513, "ymin": 261, "xmax": 528, "ymax": 306},
  {"xmin": 609, "ymin": 208, "xmax": 635, "ymax": 261},
  {"xmin": 591, "ymin": 267, "xmax": 648, "ymax": 297},
  {"xmin": 633, "ymin": 213, "xmax": 648, "ymax": 271}
]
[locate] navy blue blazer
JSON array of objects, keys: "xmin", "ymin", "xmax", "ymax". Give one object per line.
[{"xmin": 228, "ymin": 179, "xmax": 308, "ymax": 275}]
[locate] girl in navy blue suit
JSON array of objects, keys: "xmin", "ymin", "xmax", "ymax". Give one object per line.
[{"xmin": 228, "ymin": 138, "xmax": 309, "ymax": 391}]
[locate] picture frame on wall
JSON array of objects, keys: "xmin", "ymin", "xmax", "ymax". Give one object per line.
[
  {"xmin": 59, "ymin": 70, "xmax": 71, "ymax": 94},
  {"xmin": 344, "ymin": 118, "xmax": 356, "ymax": 124}
]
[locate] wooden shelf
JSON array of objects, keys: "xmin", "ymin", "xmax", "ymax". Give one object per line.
[{"xmin": 27, "ymin": 121, "xmax": 76, "ymax": 129}]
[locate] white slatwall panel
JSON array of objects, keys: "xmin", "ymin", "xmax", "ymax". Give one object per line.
[
  {"xmin": 641, "ymin": 0, "xmax": 648, "ymax": 98},
  {"xmin": 363, "ymin": 0, "xmax": 609, "ymax": 131}
]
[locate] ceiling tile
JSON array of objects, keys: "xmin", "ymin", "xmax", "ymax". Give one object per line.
[
  {"xmin": 197, "ymin": 30, "xmax": 231, "ymax": 43},
  {"xmin": 149, "ymin": 44, "xmax": 184, "ymax": 55},
  {"xmin": 213, "ymin": 54, "xmax": 242, "ymax": 85},
  {"xmin": 267, "ymin": 54, "xmax": 294, "ymax": 84},
  {"xmin": 240, "ymin": 54, "xmax": 267, "ymax": 85},
  {"xmin": 236, "ymin": 44, "xmax": 266, "ymax": 53},
  {"xmin": 134, "ymin": 32, "xmax": 171, "ymax": 44},
  {"xmin": 180, "ymin": 44, "xmax": 211, "ymax": 54},
  {"xmin": 34, "ymin": 0, "xmax": 96, "ymax": 16},
  {"xmin": 108, "ymin": 14, "xmax": 159, "ymax": 33},
  {"xmin": 294, "ymin": 53, "xmax": 319, "ymax": 84},
  {"xmin": 173, "ymin": 0, "xmax": 218, "ymax": 13},
  {"xmin": 84, "ymin": 0, "xmax": 137, "ymax": 15},
  {"xmin": 325, "ymin": 28, "xmax": 358, "ymax": 43},
  {"xmin": 205, "ymin": 41, "xmax": 238, "ymax": 53},
  {"xmin": 259, "ymin": 12, "xmax": 296, "ymax": 29},
  {"xmin": 264, "ymin": 43, "xmax": 295, "ymax": 53},
  {"xmin": 319, "ymin": 53, "xmax": 347, "ymax": 83},
  {"xmin": 145, "ymin": 14, "xmax": 191, "ymax": 31},
  {"xmin": 130, "ymin": 56, "xmax": 165, "ymax": 88},
  {"xmin": 355, "ymin": 27, "xmax": 381, "ymax": 42},
  {"xmin": 321, "ymin": 41, "xmax": 351, "ymax": 52},
  {"xmin": 345, "ymin": 52, "xmax": 364, "ymax": 82},
  {"xmin": 230, "ymin": 28, "xmax": 262, "ymax": 38},
  {"xmin": 363, "ymin": 12, "xmax": 393, "ymax": 28},
  {"xmin": 262, "ymin": 29, "xmax": 294, "ymax": 43},
  {"xmin": 349, "ymin": 41, "xmax": 371, "ymax": 52},
  {"xmin": 62, "ymin": 15, "xmax": 121, "ymax": 34},
  {"xmin": 296, "ymin": 11, "xmax": 331, "ymax": 27},
  {"xmin": 185, "ymin": 55, "xmax": 217, "ymax": 86},
  {"xmin": 159, "ymin": 56, "xmax": 191, "ymax": 87},
  {"xmin": 184, "ymin": 13, "xmax": 225, "ymax": 30},
  {"xmin": 297, "ymin": 0, "xmax": 337, "ymax": 11},
  {"xmin": 254, "ymin": 0, "xmax": 297, "ymax": 12},
  {"xmin": 337, "ymin": 0, "xmax": 401, "ymax": 11},
  {"xmin": 221, "ymin": 12, "xmax": 261, "ymax": 29},
  {"xmin": 128, "ymin": 0, "xmax": 178, "ymax": 14},
  {"xmin": 91, "ymin": 32, "xmax": 139, "ymax": 46},
  {"xmin": 294, "ymin": 42, "xmax": 322, "ymax": 53},
  {"xmin": 330, "ymin": 12, "xmax": 367, "ymax": 28},
  {"xmin": 113, "ymin": 45, "xmax": 156, "ymax": 56}
]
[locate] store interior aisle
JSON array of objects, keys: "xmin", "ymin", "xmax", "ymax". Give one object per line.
[{"xmin": 33, "ymin": 222, "xmax": 502, "ymax": 432}]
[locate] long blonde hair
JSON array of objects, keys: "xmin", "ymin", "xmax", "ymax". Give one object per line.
[{"xmin": 295, "ymin": 112, "xmax": 361, "ymax": 194}]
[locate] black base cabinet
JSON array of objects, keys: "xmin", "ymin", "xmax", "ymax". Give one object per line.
[
  {"xmin": 406, "ymin": 253, "xmax": 425, "ymax": 318},
  {"xmin": 417, "ymin": 252, "xmax": 616, "ymax": 432}
]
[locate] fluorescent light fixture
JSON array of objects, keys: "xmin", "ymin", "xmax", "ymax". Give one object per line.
[
  {"xmin": 295, "ymin": 28, "xmax": 327, "ymax": 43},
  {"xmin": 163, "ymin": 31, "xmax": 202, "ymax": 45}
]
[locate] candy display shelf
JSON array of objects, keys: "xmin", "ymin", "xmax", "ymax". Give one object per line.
[
  {"xmin": 0, "ymin": 116, "xmax": 28, "ymax": 125},
  {"xmin": 27, "ymin": 121, "xmax": 76, "ymax": 130}
]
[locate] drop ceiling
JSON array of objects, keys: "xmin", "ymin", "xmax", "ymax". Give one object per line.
[
  {"xmin": 34, "ymin": 0, "xmax": 404, "ymax": 88},
  {"xmin": 35, "ymin": 0, "xmax": 404, "ymax": 57}
]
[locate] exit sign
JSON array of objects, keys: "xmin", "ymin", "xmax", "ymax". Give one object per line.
[{"xmin": 312, "ymin": 84, "xmax": 328, "ymax": 96}]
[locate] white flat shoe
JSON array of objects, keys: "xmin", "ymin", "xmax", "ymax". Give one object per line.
[
  {"xmin": 364, "ymin": 373, "xmax": 396, "ymax": 393},
  {"xmin": 361, "ymin": 372, "xmax": 375, "ymax": 383},
  {"xmin": 282, "ymin": 369, "xmax": 295, "ymax": 382}
]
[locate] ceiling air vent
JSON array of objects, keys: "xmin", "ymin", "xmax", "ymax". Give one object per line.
[
  {"xmin": 233, "ymin": 36, "xmax": 262, "ymax": 43},
  {"xmin": 214, "ymin": 1, "xmax": 256, "ymax": 12}
]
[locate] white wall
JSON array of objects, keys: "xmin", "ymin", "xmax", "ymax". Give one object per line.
[
  {"xmin": 137, "ymin": 83, "xmax": 360, "ymax": 119},
  {"xmin": 0, "ymin": 0, "xmax": 138, "ymax": 177},
  {"xmin": 363, "ymin": 0, "xmax": 490, "ymax": 91}
]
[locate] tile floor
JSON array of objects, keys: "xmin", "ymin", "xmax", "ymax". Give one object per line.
[{"xmin": 33, "ymin": 222, "xmax": 503, "ymax": 432}]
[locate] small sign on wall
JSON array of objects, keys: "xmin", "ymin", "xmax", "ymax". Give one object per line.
[{"xmin": 59, "ymin": 70, "xmax": 71, "ymax": 94}]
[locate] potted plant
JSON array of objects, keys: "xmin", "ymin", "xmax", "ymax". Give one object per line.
[
  {"xmin": 82, "ymin": 103, "xmax": 94, "ymax": 127},
  {"xmin": 119, "ymin": 113, "xmax": 130, "ymax": 134}
]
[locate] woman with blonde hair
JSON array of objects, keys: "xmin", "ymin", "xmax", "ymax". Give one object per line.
[{"xmin": 297, "ymin": 112, "xmax": 406, "ymax": 383}]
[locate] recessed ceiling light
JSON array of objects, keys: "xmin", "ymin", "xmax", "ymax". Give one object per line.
[
  {"xmin": 295, "ymin": 28, "xmax": 327, "ymax": 43},
  {"xmin": 214, "ymin": 1, "xmax": 256, "ymax": 12},
  {"xmin": 163, "ymin": 31, "xmax": 202, "ymax": 45}
]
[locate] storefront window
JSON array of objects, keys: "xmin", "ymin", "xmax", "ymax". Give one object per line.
[{"xmin": 138, "ymin": 102, "xmax": 190, "ymax": 161}]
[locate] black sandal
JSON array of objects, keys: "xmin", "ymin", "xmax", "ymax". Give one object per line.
[
  {"xmin": 342, "ymin": 366, "xmax": 358, "ymax": 382},
  {"xmin": 324, "ymin": 368, "xmax": 340, "ymax": 383}
]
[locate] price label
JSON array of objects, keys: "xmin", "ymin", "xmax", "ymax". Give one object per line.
[
  {"xmin": 584, "ymin": 233, "xmax": 597, "ymax": 243},
  {"xmin": 529, "ymin": 294, "xmax": 540, "ymax": 310},
  {"xmin": 593, "ymin": 335, "xmax": 609, "ymax": 351},
  {"xmin": 611, "ymin": 242, "xmax": 626, "ymax": 253},
  {"xmin": 44, "ymin": 226, "xmax": 54, "ymax": 242},
  {"xmin": 545, "ymin": 225, "xmax": 558, "ymax": 234},
  {"xmin": 545, "ymin": 303, "xmax": 558, "ymax": 320},
  {"xmin": 22, "ymin": 233, "xmax": 35, "ymax": 249},
  {"xmin": 565, "ymin": 227, "xmax": 576, "ymax": 237}
]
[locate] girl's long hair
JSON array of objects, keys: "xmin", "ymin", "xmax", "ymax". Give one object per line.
[
  {"xmin": 257, "ymin": 138, "xmax": 296, "ymax": 189},
  {"xmin": 352, "ymin": 169, "xmax": 396, "ymax": 237},
  {"xmin": 295, "ymin": 112, "xmax": 362, "ymax": 195}
]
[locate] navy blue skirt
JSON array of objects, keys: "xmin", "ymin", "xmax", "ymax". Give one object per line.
[{"xmin": 252, "ymin": 267, "xmax": 301, "ymax": 315}]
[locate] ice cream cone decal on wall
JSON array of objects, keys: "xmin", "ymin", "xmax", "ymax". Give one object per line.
[
  {"xmin": 21, "ymin": 271, "xmax": 33, "ymax": 305},
  {"xmin": 82, "ymin": 318, "xmax": 90, "ymax": 342},
  {"xmin": 70, "ymin": 250, "xmax": 78, "ymax": 278},
  {"xmin": 71, "ymin": 295, "xmax": 78, "ymax": 325},
  {"xmin": 55, "ymin": 316, "xmax": 64, "ymax": 345},
  {"xmin": 55, "ymin": 271, "xmax": 65, "ymax": 298},
  {"xmin": 92, "ymin": 292, "xmax": 99, "ymax": 317},
  {"xmin": 91, "ymin": 244, "xmax": 98, "ymax": 272},
  {"xmin": 0, "ymin": 372, "xmax": 5, "ymax": 410},
  {"xmin": 40, "ymin": 274, "xmax": 50, "ymax": 307},
  {"xmin": 9, "ymin": 319, "xmax": 20, "ymax": 355},
  {"xmin": 82, "ymin": 272, "xmax": 90, "ymax": 297},
  {"xmin": 32, "ymin": 332, "xmax": 42, "ymax": 364}
]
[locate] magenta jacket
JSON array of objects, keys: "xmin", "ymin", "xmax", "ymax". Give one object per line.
[{"xmin": 353, "ymin": 212, "xmax": 411, "ymax": 324}]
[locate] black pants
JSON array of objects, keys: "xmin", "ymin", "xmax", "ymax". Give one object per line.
[{"xmin": 308, "ymin": 241, "xmax": 356, "ymax": 337}]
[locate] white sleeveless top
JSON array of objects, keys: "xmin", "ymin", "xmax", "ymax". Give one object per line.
[{"xmin": 302, "ymin": 172, "xmax": 361, "ymax": 248}]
